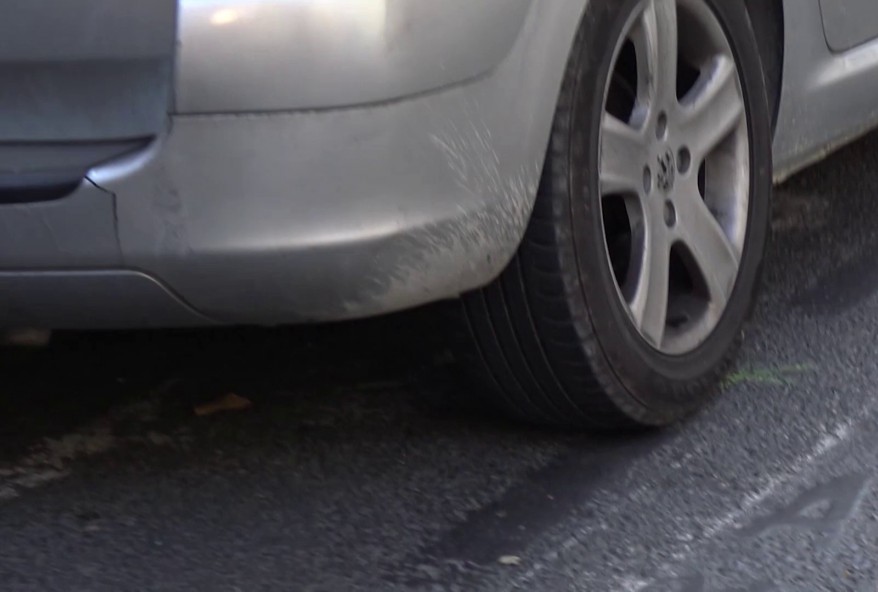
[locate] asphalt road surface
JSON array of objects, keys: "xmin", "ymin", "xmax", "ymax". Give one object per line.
[{"xmin": 4, "ymin": 133, "xmax": 878, "ymax": 592}]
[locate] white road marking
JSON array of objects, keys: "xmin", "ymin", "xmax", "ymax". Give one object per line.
[
  {"xmin": 511, "ymin": 415, "xmax": 862, "ymax": 592},
  {"xmin": 701, "ymin": 419, "xmax": 855, "ymax": 539}
]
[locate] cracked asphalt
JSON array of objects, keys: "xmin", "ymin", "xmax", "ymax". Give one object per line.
[{"xmin": 4, "ymin": 133, "xmax": 878, "ymax": 591}]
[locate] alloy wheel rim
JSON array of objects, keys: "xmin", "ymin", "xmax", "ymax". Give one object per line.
[{"xmin": 598, "ymin": 0, "xmax": 750, "ymax": 355}]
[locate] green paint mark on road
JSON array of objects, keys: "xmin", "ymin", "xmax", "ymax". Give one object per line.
[{"xmin": 722, "ymin": 363, "xmax": 814, "ymax": 390}]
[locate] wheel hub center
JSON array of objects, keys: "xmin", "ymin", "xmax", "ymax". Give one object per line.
[{"xmin": 656, "ymin": 148, "xmax": 676, "ymax": 193}]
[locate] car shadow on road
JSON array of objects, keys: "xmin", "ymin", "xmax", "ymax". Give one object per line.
[{"xmin": 0, "ymin": 304, "xmax": 668, "ymax": 584}]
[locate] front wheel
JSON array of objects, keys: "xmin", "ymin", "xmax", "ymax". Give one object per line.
[{"xmin": 458, "ymin": 0, "xmax": 772, "ymax": 429}]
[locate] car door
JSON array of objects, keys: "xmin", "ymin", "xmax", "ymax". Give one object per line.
[
  {"xmin": 0, "ymin": 0, "xmax": 177, "ymax": 201},
  {"xmin": 819, "ymin": 0, "xmax": 878, "ymax": 52}
]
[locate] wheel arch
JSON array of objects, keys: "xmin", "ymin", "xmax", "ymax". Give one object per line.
[{"xmin": 744, "ymin": 0, "xmax": 784, "ymax": 133}]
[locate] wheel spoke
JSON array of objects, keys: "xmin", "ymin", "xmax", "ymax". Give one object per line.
[
  {"xmin": 629, "ymin": 213, "xmax": 671, "ymax": 347},
  {"xmin": 676, "ymin": 186, "xmax": 740, "ymax": 309},
  {"xmin": 600, "ymin": 113, "xmax": 648, "ymax": 195},
  {"xmin": 632, "ymin": 0, "xmax": 679, "ymax": 105},
  {"xmin": 679, "ymin": 56, "xmax": 744, "ymax": 160}
]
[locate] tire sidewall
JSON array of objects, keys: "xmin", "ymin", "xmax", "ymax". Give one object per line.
[{"xmin": 567, "ymin": 0, "xmax": 772, "ymax": 411}]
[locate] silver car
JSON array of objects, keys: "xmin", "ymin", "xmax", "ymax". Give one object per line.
[{"xmin": 3, "ymin": 0, "xmax": 876, "ymax": 428}]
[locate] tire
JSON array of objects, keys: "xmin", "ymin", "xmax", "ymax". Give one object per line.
[{"xmin": 456, "ymin": 0, "xmax": 772, "ymax": 429}]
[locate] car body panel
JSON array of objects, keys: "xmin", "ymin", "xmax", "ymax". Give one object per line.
[
  {"xmin": 0, "ymin": 0, "xmax": 176, "ymax": 141},
  {"xmin": 774, "ymin": 0, "xmax": 878, "ymax": 181},
  {"xmin": 176, "ymin": 0, "xmax": 533, "ymax": 113},
  {"xmin": 819, "ymin": 0, "xmax": 878, "ymax": 53},
  {"xmin": 0, "ymin": 0, "xmax": 177, "ymax": 195},
  {"xmin": 0, "ymin": 270, "xmax": 210, "ymax": 329},
  {"xmin": 102, "ymin": 0, "xmax": 585, "ymax": 323},
  {"xmin": 0, "ymin": 181, "xmax": 120, "ymax": 269}
]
